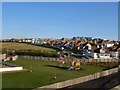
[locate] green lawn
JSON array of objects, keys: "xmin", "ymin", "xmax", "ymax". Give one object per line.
[
  {"xmin": 2, "ymin": 42, "xmax": 56, "ymax": 51},
  {"xmin": 2, "ymin": 59, "xmax": 105, "ymax": 89}
]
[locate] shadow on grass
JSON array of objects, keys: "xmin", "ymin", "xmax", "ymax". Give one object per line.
[
  {"xmin": 45, "ymin": 64, "xmax": 68, "ymax": 69},
  {"xmin": 44, "ymin": 65, "xmax": 85, "ymax": 71}
]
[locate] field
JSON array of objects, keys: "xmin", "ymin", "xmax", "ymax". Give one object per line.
[
  {"xmin": 2, "ymin": 59, "xmax": 105, "ymax": 89},
  {"xmin": 2, "ymin": 42, "xmax": 59, "ymax": 57},
  {"xmin": 2, "ymin": 42, "xmax": 56, "ymax": 51}
]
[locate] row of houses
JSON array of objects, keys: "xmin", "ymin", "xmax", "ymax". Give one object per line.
[
  {"xmin": 2, "ymin": 37, "xmax": 120, "ymax": 59},
  {"xmin": 2, "ymin": 38, "xmax": 45, "ymax": 44},
  {"xmin": 83, "ymin": 43, "xmax": 120, "ymax": 59}
]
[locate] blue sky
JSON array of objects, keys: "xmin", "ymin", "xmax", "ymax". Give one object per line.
[{"xmin": 2, "ymin": 2, "xmax": 118, "ymax": 40}]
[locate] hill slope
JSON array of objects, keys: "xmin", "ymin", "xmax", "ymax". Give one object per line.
[{"xmin": 2, "ymin": 42, "xmax": 56, "ymax": 51}]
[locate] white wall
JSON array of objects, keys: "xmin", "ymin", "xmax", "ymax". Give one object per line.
[
  {"xmin": 106, "ymin": 44, "xmax": 114, "ymax": 47},
  {"xmin": 99, "ymin": 55, "xmax": 111, "ymax": 59},
  {"xmin": 0, "ymin": 67, "xmax": 23, "ymax": 72},
  {"xmin": 94, "ymin": 53, "xmax": 99, "ymax": 59},
  {"xmin": 93, "ymin": 53, "xmax": 110, "ymax": 59}
]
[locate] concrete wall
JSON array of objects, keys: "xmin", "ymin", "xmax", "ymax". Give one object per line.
[
  {"xmin": 34, "ymin": 67, "xmax": 120, "ymax": 89},
  {"xmin": 112, "ymin": 85, "xmax": 120, "ymax": 90},
  {"xmin": 0, "ymin": 66, "xmax": 23, "ymax": 72}
]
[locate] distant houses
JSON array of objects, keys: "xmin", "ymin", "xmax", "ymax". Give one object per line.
[
  {"xmin": 1, "ymin": 37, "xmax": 120, "ymax": 59},
  {"xmin": 109, "ymin": 45, "xmax": 120, "ymax": 59},
  {"xmin": 103, "ymin": 41, "xmax": 114, "ymax": 47},
  {"xmin": 31, "ymin": 38, "xmax": 44, "ymax": 45}
]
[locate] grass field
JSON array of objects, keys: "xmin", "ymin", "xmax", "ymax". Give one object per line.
[
  {"xmin": 2, "ymin": 59, "xmax": 105, "ymax": 89},
  {"xmin": 2, "ymin": 42, "xmax": 56, "ymax": 51}
]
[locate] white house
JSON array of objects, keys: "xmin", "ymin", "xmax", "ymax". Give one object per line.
[
  {"xmin": 103, "ymin": 41, "xmax": 114, "ymax": 47},
  {"xmin": 83, "ymin": 47, "xmax": 111, "ymax": 59},
  {"xmin": 93, "ymin": 48, "xmax": 111, "ymax": 59},
  {"xmin": 110, "ymin": 51, "xmax": 119, "ymax": 59},
  {"xmin": 109, "ymin": 46, "xmax": 120, "ymax": 59},
  {"xmin": 82, "ymin": 43, "xmax": 93, "ymax": 59},
  {"xmin": 31, "ymin": 38, "xmax": 43, "ymax": 45}
]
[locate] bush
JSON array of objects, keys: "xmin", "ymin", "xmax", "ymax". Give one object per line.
[
  {"xmin": 2, "ymin": 48, "xmax": 60, "ymax": 58},
  {"xmin": 87, "ymin": 62, "xmax": 119, "ymax": 69}
]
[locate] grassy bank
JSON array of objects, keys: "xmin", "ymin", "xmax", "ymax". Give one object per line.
[
  {"xmin": 2, "ymin": 42, "xmax": 56, "ymax": 51},
  {"xmin": 2, "ymin": 42, "xmax": 59, "ymax": 57}
]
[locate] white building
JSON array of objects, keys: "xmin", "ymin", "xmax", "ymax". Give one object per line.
[
  {"xmin": 83, "ymin": 47, "xmax": 111, "ymax": 59},
  {"xmin": 104, "ymin": 42, "xmax": 114, "ymax": 47},
  {"xmin": 31, "ymin": 38, "xmax": 44, "ymax": 45}
]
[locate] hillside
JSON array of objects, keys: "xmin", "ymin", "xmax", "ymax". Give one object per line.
[
  {"xmin": 2, "ymin": 42, "xmax": 56, "ymax": 51},
  {"xmin": 1, "ymin": 42, "xmax": 59, "ymax": 57}
]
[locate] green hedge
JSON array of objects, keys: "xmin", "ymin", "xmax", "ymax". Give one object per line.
[{"xmin": 2, "ymin": 49, "xmax": 60, "ymax": 58}]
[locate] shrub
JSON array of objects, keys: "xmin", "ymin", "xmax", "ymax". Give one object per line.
[{"xmin": 2, "ymin": 48, "xmax": 60, "ymax": 58}]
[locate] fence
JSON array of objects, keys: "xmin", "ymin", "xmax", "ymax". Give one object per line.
[
  {"xmin": 3, "ymin": 55, "xmax": 18, "ymax": 61},
  {"xmin": 19, "ymin": 55, "xmax": 120, "ymax": 63},
  {"xmin": 33, "ymin": 66, "xmax": 120, "ymax": 89}
]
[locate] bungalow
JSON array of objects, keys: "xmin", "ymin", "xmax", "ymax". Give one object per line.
[
  {"xmin": 93, "ymin": 47, "xmax": 111, "ymax": 59},
  {"xmin": 31, "ymin": 38, "xmax": 43, "ymax": 45},
  {"xmin": 103, "ymin": 41, "xmax": 114, "ymax": 47},
  {"xmin": 2, "ymin": 39, "xmax": 11, "ymax": 42},
  {"xmin": 109, "ymin": 45, "xmax": 120, "ymax": 59},
  {"xmin": 82, "ymin": 43, "xmax": 111, "ymax": 59},
  {"xmin": 20, "ymin": 38, "xmax": 32, "ymax": 43},
  {"xmin": 81, "ymin": 42, "xmax": 93, "ymax": 59},
  {"xmin": 66, "ymin": 41, "xmax": 75, "ymax": 49}
]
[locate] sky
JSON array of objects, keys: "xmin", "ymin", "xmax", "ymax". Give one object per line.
[{"xmin": 2, "ymin": 2, "xmax": 118, "ymax": 40}]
